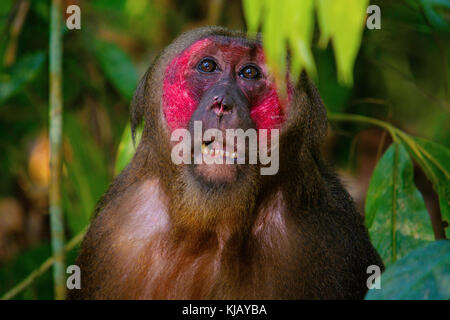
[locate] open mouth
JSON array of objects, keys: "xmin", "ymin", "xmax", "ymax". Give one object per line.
[
  {"xmin": 201, "ymin": 140, "xmax": 238, "ymax": 161},
  {"xmin": 192, "ymin": 138, "xmax": 241, "ymax": 183}
]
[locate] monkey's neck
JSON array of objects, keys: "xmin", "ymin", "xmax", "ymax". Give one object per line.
[
  {"xmin": 166, "ymin": 188, "xmax": 257, "ymax": 247},
  {"xmin": 150, "ymin": 143, "xmax": 327, "ymax": 250}
]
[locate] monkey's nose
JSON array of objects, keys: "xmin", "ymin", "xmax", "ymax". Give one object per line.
[{"xmin": 210, "ymin": 96, "xmax": 232, "ymax": 117}]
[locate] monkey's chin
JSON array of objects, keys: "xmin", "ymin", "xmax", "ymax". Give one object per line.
[{"xmin": 192, "ymin": 163, "xmax": 238, "ymax": 184}]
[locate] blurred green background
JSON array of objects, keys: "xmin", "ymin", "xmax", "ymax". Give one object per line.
[{"xmin": 0, "ymin": 0, "xmax": 448, "ymax": 299}]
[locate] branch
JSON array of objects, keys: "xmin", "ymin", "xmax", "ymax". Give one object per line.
[{"xmin": 0, "ymin": 228, "xmax": 87, "ymax": 300}]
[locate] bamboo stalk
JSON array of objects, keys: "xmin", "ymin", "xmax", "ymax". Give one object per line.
[{"xmin": 49, "ymin": 0, "xmax": 65, "ymax": 300}]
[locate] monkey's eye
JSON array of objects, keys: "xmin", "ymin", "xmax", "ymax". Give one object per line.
[
  {"xmin": 239, "ymin": 65, "xmax": 260, "ymax": 80},
  {"xmin": 197, "ymin": 58, "xmax": 218, "ymax": 73}
]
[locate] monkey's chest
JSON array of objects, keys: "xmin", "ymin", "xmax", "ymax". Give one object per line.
[{"xmin": 123, "ymin": 240, "xmax": 296, "ymax": 299}]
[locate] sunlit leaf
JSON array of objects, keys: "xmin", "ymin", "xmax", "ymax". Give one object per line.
[
  {"xmin": 125, "ymin": 0, "xmax": 148, "ymax": 17},
  {"xmin": 242, "ymin": 0, "xmax": 263, "ymax": 33},
  {"xmin": 286, "ymin": 0, "xmax": 316, "ymax": 80},
  {"xmin": 242, "ymin": 0, "xmax": 368, "ymax": 87},
  {"xmin": 365, "ymin": 240, "xmax": 450, "ymax": 300},
  {"xmin": 114, "ymin": 122, "xmax": 143, "ymax": 175},
  {"xmin": 93, "ymin": 40, "xmax": 138, "ymax": 100},
  {"xmin": 262, "ymin": 0, "xmax": 288, "ymax": 92},
  {"xmin": 0, "ymin": 52, "xmax": 46, "ymax": 104},
  {"xmin": 316, "ymin": 0, "xmax": 369, "ymax": 85},
  {"xmin": 365, "ymin": 142, "xmax": 434, "ymax": 266}
]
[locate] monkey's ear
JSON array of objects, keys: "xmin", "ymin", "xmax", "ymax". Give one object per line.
[
  {"xmin": 130, "ymin": 70, "xmax": 149, "ymax": 145},
  {"xmin": 298, "ymin": 71, "xmax": 328, "ymax": 149}
]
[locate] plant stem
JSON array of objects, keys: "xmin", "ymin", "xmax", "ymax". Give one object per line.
[
  {"xmin": 49, "ymin": 0, "xmax": 65, "ymax": 300},
  {"xmin": 328, "ymin": 112, "xmax": 398, "ymax": 141},
  {"xmin": 329, "ymin": 111, "xmax": 447, "ymax": 239},
  {"xmin": 0, "ymin": 229, "xmax": 87, "ymax": 300},
  {"xmin": 391, "ymin": 142, "xmax": 399, "ymax": 263},
  {"xmin": 328, "ymin": 112, "xmax": 443, "ymax": 184}
]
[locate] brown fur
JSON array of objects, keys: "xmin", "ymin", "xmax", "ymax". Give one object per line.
[{"xmin": 68, "ymin": 27, "xmax": 384, "ymax": 300}]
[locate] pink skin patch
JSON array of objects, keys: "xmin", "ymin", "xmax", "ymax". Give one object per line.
[
  {"xmin": 163, "ymin": 40, "xmax": 210, "ymax": 131},
  {"xmin": 162, "ymin": 38, "xmax": 289, "ymax": 132}
]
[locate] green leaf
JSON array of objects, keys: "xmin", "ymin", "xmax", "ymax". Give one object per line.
[
  {"xmin": 365, "ymin": 240, "xmax": 450, "ymax": 300},
  {"xmin": 420, "ymin": 0, "xmax": 450, "ymax": 7},
  {"xmin": 413, "ymin": 137, "xmax": 450, "ymax": 237},
  {"xmin": 0, "ymin": 52, "xmax": 46, "ymax": 104},
  {"xmin": 262, "ymin": 0, "xmax": 288, "ymax": 86},
  {"xmin": 243, "ymin": 0, "xmax": 263, "ymax": 33},
  {"xmin": 125, "ymin": 0, "xmax": 149, "ymax": 17},
  {"xmin": 420, "ymin": 0, "xmax": 450, "ymax": 32},
  {"xmin": 316, "ymin": 0, "xmax": 369, "ymax": 85},
  {"xmin": 93, "ymin": 40, "xmax": 138, "ymax": 100},
  {"xmin": 242, "ymin": 0, "xmax": 368, "ymax": 87},
  {"xmin": 286, "ymin": 0, "xmax": 316, "ymax": 80},
  {"xmin": 0, "ymin": 243, "xmax": 53, "ymax": 299},
  {"xmin": 90, "ymin": 0, "xmax": 127, "ymax": 12},
  {"xmin": 63, "ymin": 115, "xmax": 110, "ymax": 234},
  {"xmin": 114, "ymin": 122, "xmax": 143, "ymax": 175},
  {"xmin": 365, "ymin": 142, "xmax": 434, "ymax": 266},
  {"xmin": 0, "ymin": 242, "xmax": 80, "ymax": 299}
]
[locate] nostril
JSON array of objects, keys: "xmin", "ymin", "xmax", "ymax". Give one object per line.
[
  {"xmin": 210, "ymin": 98, "xmax": 232, "ymax": 117},
  {"xmin": 212, "ymin": 103, "xmax": 232, "ymax": 116},
  {"xmin": 214, "ymin": 96, "xmax": 224, "ymax": 104}
]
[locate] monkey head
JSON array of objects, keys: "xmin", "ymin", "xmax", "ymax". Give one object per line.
[{"xmin": 131, "ymin": 27, "xmax": 327, "ymax": 214}]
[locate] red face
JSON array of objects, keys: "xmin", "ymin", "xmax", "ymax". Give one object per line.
[{"xmin": 162, "ymin": 36, "xmax": 288, "ymax": 184}]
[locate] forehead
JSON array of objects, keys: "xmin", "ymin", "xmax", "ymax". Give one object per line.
[{"xmin": 177, "ymin": 35, "xmax": 265, "ymax": 63}]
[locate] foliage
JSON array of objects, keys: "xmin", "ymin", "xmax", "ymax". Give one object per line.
[
  {"xmin": 63, "ymin": 115, "xmax": 110, "ymax": 235},
  {"xmin": 366, "ymin": 240, "xmax": 450, "ymax": 300},
  {"xmin": 243, "ymin": 0, "xmax": 369, "ymax": 86},
  {"xmin": 365, "ymin": 142, "xmax": 434, "ymax": 266},
  {"xmin": 0, "ymin": 0, "xmax": 449, "ymax": 300},
  {"xmin": 93, "ymin": 40, "xmax": 138, "ymax": 101},
  {"xmin": 411, "ymin": 138, "xmax": 450, "ymax": 238},
  {"xmin": 0, "ymin": 52, "xmax": 45, "ymax": 103},
  {"xmin": 114, "ymin": 122, "xmax": 143, "ymax": 175}
]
